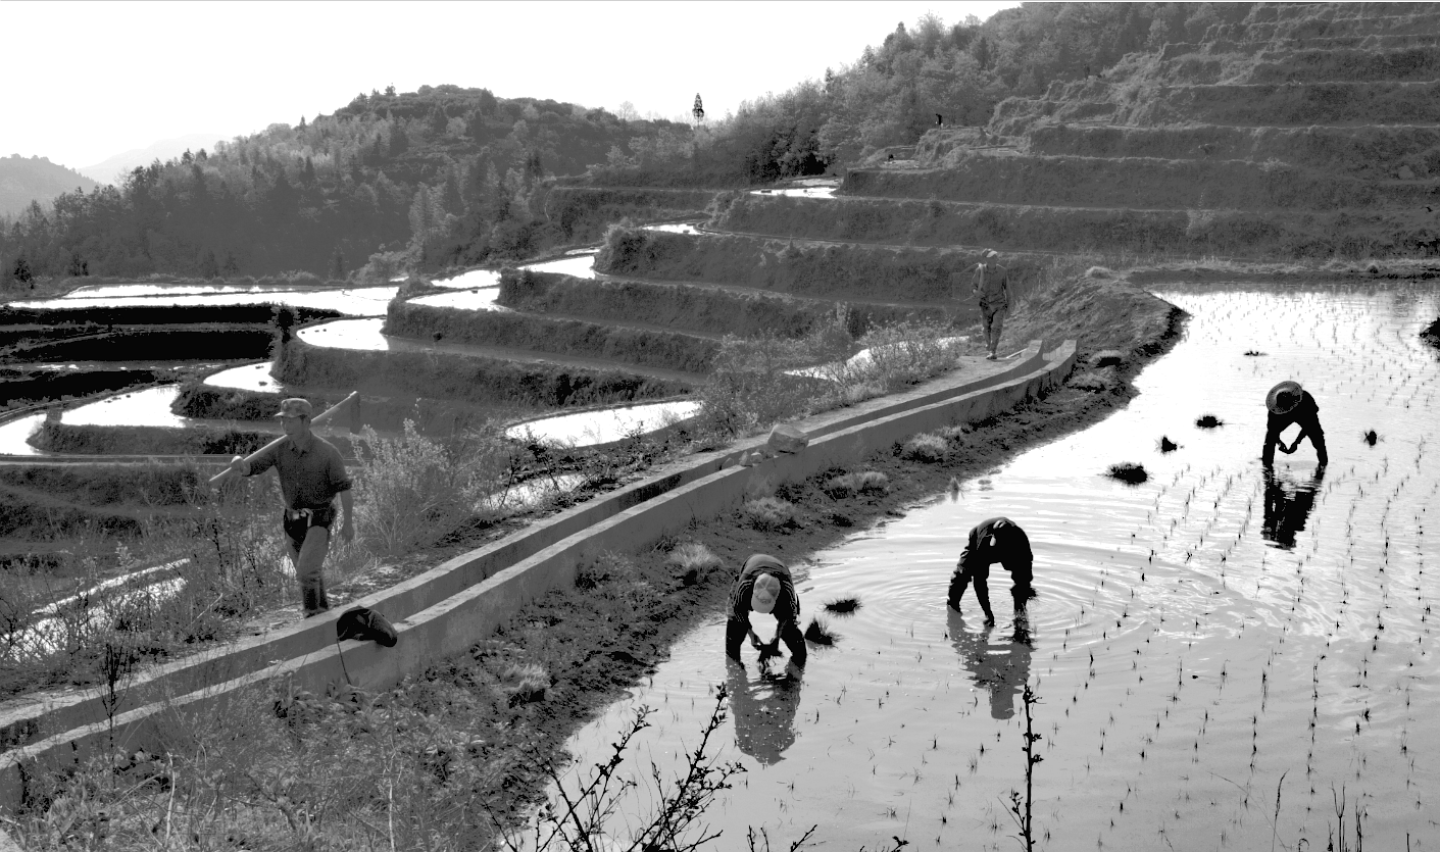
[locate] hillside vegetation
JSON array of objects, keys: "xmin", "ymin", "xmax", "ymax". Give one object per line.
[{"xmin": 0, "ymin": 154, "xmax": 98, "ymax": 219}]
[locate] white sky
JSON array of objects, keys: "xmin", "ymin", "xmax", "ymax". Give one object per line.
[{"xmin": 3, "ymin": 0, "xmax": 1018, "ymax": 172}]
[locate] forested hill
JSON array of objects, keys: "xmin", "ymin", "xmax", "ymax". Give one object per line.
[
  {"xmin": 0, "ymin": 155, "xmax": 99, "ymax": 218},
  {"xmin": 2, "ymin": 4, "xmax": 1279, "ymax": 285},
  {"xmin": 0, "ymin": 85, "xmax": 689, "ymax": 282}
]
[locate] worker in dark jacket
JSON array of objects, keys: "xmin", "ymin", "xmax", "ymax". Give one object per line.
[
  {"xmin": 948, "ymin": 517, "xmax": 1034, "ymax": 624},
  {"xmin": 1262, "ymin": 381, "xmax": 1328, "ymax": 467},
  {"xmin": 725, "ymin": 554, "xmax": 806, "ymax": 667}
]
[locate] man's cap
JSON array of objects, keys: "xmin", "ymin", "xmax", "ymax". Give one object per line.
[
  {"xmin": 983, "ymin": 249, "xmax": 1000, "ymax": 259},
  {"xmin": 751, "ymin": 573, "xmax": 780, "ymax": 614},
  {"xmin": 275, "ymin": 397, "xmax": 314, "ymax": 419},
  {"xmin": 1265, "ymin": 381, "xmax": 1303, "ymax": 415}
]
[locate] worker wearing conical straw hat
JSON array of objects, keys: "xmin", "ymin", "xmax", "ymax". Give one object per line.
[
  {"xmin": 726, "ymin": 554, "xmax": 806, "ymax": 667},
  {"xmin": 1262, "ymin": 381, "xmax": 1328, "ymax": 467}
]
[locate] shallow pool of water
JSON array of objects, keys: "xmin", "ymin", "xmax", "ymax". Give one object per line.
[
  {"xmin": 11, "ymin": 285, "xmax": 399, "ymax": 316},
  {"xmin": 505, "ymin": 400, "xmax": 701, "ymax": 447},
  {"xmin": 751, "ymin": 187, "xmax": 837, "ymax": 199},
  {"xmin": 520, "ymin": 251, "xmax": 598, "ymax": 279},
  {"xmin": 555, "ymin": 281, "xmax": 1440, "ymax": 850},
  {"xmin": 433, "ymin": 269, "xmax": 501, "ymax": 289},
  {"xmin": 204, "ymin": 362, "xmax": 277, "ymax": 392},
  {"xmin": 408, "ymin": 287, "xmax": 506, "ymax": 310},
  {"xmin": 645, "ymin": 223, "xmax": 702, "ymax": 235}
]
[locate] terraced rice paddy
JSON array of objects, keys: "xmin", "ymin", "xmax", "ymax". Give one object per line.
[{"xmin": 554, "ymin": 281, "xmax": 1440, "ymax": 850}]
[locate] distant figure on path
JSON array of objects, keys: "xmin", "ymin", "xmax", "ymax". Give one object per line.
[
  {"xmin": 948, "ymin": 516, "xmax": 1034, "ymax": 624},
  {"xmin": 725, "ymin": 554, "xmax": 807, "ymax": 667},
  {"xmin": 936, "ymin": 113, "xmax": 944, "ymax": 126},
  {"xmin": 1262, "ymin": 381, "xmax": 1328, "ymax": 467},
  {"xmin": 221, "ymin": 398, "xmax": 355, "ymax": 617},
  {"xmin": 972, "ymin": 249, "xmax": 1010, "ymax": 360}
]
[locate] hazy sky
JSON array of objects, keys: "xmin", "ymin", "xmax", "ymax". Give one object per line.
[{"xmin": 4, "ymin": 0, "xmax": 1018, "ymax": 172}]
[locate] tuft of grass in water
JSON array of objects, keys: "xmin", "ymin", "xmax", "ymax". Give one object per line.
[
  {"xmin": 1362, "ymin": 429, "xmax": 1378, "ymax": 446},
  {"xmin": 823, "ymin": 596, "xmax": 863, "ymax": 615},
  {"xmin": 1106, "ymin": 462, "xmax": 1149, "ymax": 485},
  {"xmin": 1158, "ymin": 436, "xmax": 1180, "ymax": 453},
  {"xmin": 1243, "ymin": 350, "xmax": 1266, "ymax": 356},
  {"xmin": 1195, "ymin": 414, "xmax": 1224, "ymax": 428},
  {"xmin": 803, "ymin": 617, "xmax": 837, "ymax": 646}
]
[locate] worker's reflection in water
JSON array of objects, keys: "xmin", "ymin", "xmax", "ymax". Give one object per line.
[
  {"xmin": 948, "ymin": 608, "xmax": 1034, "ymax": 720},
  {"xmin": 1262, "ymin": 464, "xmax": 1325, "ymax": 551},
  {"xmin": 725, "ymin": 657, "xmax": 804, "ymax": 766}
]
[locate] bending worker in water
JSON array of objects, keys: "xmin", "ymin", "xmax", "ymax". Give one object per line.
[
  {"xmin": 948, "ymin": 517, "xmax": 1035, "ymax": 625},
  {"xmin": 1262, "ymin": 380, "xmax": 1328, "ymax": 467},
  {"xmin": 726, "ymin": 554, "xmax": 807, "ymax": 667},
  {"xmin": 973, "ymin": 249, "xmax": 1010, "ymax": 361},
  {"xmin": 221, "ymin": 398, "xmax": 355, "ymax": 617}
]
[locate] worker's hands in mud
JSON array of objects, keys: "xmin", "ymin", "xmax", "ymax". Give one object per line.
[
  {"xmin": 756, "ymin": 639, "xmax": 783, "ymax": 664},
  {"xmin": 1280, "ymin": 442, "xmax": 1297, "ymax": 454}
]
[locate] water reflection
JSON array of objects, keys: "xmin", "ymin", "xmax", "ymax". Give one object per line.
[
  {"xmin": 947, "ymin": 609, "xmax": 1033, "ymax": 720},
  {"xmin": 1261, "ymin": 465, "xmax": 1325, "ymax": 550},
  {"xmin": 725, "ymin": 658, "xmax": 804, "ymax": 766}
]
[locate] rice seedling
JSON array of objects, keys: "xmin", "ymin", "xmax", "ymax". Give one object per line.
[
  {"xmin": 1106, "ymin": 462, "xmax": 1149, "ymax": 485},
  {"xmin": 1195, "ymin": 414, "xmax": 1224, "ymax": 428},
  {"xmin": 1362, "ymin": 429, "xmax": 1378, "ymax": 446},
  {"xmin": 803, "ymin": 616, "xmax": 837, "ymax": 645},
  {"xmin": 823, "ymin": 596, "xmax": 863, "ymax": 615},
  {"xmin": 1158, "ymin": 436, "xmax": 1180, "ymax": 453}
]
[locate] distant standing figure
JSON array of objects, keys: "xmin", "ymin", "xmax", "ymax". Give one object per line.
[
  {"xmin": 972, "ymin": 249, "xmax": 1010, "ymax": 360},
  {"xmin": 1262, "ymin": 381, "xmax": 1328, "ymax": 467},
  {"xmin": 725, "ymin": 554, "xmax": 807, "ymax": 667},
  {"xmin": 936, "ymin": 113, "xmax": 944, "ymax": 126},
  {"xmin": 222, "ymin": 398, "xmax": 355, "ymax": 617},
  {"xmin": 948, "ymin": 517, "xmax": 1034, "ymax": 625}
]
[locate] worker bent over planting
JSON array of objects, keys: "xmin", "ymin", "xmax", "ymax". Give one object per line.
[
  {"xmin": 1262, "ymin": 380, "xmax": 1328, "ymax": 467},
  {"xmin": 223, "ymin": 397, "xmax": 355, "ymax": 617},
  {"xmin": 726, "ymin": 554, "xmax": 806, "ymax": 667},
  {"xmin": 948, "ymin": 516, "xmax": 1034, "ymax": 624}
]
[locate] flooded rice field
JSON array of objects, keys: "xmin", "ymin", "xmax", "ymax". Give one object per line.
[
  {"xmin": 408, "ymin": 286, "xmax": 505, "ymax": 310},
  {"xmin": 505, "ymin": 400, "xmax": 701, "ymax": 448},
  {"xmin": 555, "ymin": 281, "xmax": 1440, "ymax": 850},
  {"xmin": 10, "ymin": 285, "xmax": 400, "ymax": 315},
  {"xmin": 520, "ymin": 250, "xmax": 599, "ymax": 279},
  {"xmin": 203, "ymin": 361, "xmax": 279, "ymax": 392}
]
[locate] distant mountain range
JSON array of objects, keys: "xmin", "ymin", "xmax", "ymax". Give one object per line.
[
  {"xmin": 77, "ymin": 133, "xmax": 227, "ymax": 185},
  {"xmin": 0, "ymin": 154, "xmax": 100, "ymax": 218}
]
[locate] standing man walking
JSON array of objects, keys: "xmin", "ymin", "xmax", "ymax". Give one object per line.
[
  {"xmin": 948, "ymin": 516, "xmax": 1034, "ymax": 625},
  {"xmin": 221, "ymin": 398, "xmax": 355, "ymax": 617},
  {"xmin": 725, "ymin": 554, "xmax": 807, "ymax": 668},
  {"xmin": 973, "ymin": 249, "xmax": 1011, "ymax": 360}
]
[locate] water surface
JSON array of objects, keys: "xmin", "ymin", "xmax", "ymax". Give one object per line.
[
  {"xmin": 505, "ymin": 401, "xmax": 701, "ymax": 447},
  {"xmin": 555, "ymin": 281, "xmax": 1440, "ymax": 850}
]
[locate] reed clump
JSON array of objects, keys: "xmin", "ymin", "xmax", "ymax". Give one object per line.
[{"xmin": 1195, "ymin": 414, "xmax": 1224, "ymax": 428}]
